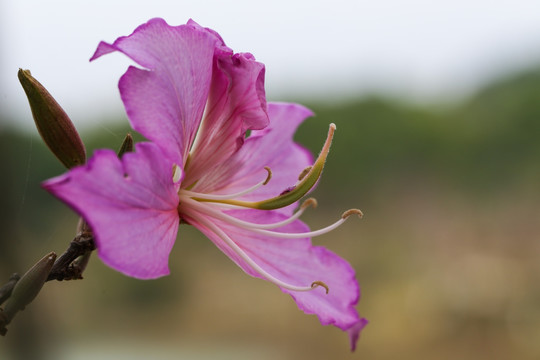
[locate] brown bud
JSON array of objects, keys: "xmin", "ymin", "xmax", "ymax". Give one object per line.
[
  {"xmin": 18, "ymin": 69, "xmax": 86, "ymax": 168},
  {"xmin": 3, "ymin": 252, "xmax": 57, "ymax": 322}
]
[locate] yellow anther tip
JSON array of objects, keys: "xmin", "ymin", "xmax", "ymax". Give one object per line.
[
  {"xmin": 263, "ymin": 167, "xmax": 272, "ymax": 185},
  {"xmin": 342, "ymin": 209, "xmax": 363, "ymax": 219},
  {"xmin": 301, "ymin": 198, "xmax": 318, "ymax": 210},
  {"xmin": 311, "ymin": 281, "xmax": 329, "ymax": 294},
  {"xmin": 298, "ymin": 166, "xmax": 312, "ymax": 181}
]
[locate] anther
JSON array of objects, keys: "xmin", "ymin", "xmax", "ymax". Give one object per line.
[
  {"xmin": 342, "ymin": 209, "xmax": 363, "ymax": 219},
  {"xmin": 263, "ymin": 166, "xmax": 272, "ymax": 185},
  {"xmin": 298, "ymin": 166, "xmax": 312, "ymax": 181},
  {"xmin": 301, "ymin": 198, "xmax": 318, "ymax": 210},
  {"xmin": 311, "ymin": 281, "xmax": 329, "ymax": 294}
]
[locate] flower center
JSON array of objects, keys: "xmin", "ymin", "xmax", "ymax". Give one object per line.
[
  {"xmin": 174, "ymin": 124, "xmax": 362, "ymax": 294},
  {"xmin": 181, "ymin": 123, "xmax": 336, "ymax": 210}
]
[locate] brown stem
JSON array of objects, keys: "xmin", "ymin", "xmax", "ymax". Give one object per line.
[{"xmin": 47, "ymin": 231, "xmax": 95, "ymax": 281}]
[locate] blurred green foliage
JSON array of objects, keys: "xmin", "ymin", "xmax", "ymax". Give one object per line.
[
  {"xmin": 1, "ymin": 66, "xmax": 540, "ymax": 360},
  {"xmin": 297, "ymin": 67, "xmax": 540, "ymax": 205}
]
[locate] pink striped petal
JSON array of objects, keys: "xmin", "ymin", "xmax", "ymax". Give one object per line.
[
  {"xmin": 90, "ymin": 18, "xmax": 220, "ymax": 165},
  {"xmin": 193, "ymin": 102, "xmax": 313, "ymax": 213},
  {"xmin": 184, "ymin": 50, "xmax": 269, "ymax": 185},
  {"xmin": 189, "ymin": 208, "xmax": 363, "ymax": 338},
  {"xmin": 43, "ymin": 143, "xmax": 180, "ymax": 279}
]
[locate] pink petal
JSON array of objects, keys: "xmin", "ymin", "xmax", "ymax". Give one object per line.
[
  {"xmin": 43, "ymin": 143, "xmax": 180, "ymax": 279},
  {"xmin": 189, "ymin": 208, "xmax": 362, "ymax": 334},
  {"xmin": 186, "ymin": 19, "xmax": 228, "ymax": 49},
  {"xmin": 183, "ymin": 50, "xmax": 269, "ymax": 185},
  {"xmin": 193, "ymin": 102, "xmax": 314, "ymax": 212},
  {"xmin": 90, "ymin": 18, "xmax": 220, "ymax": 165},
  {"xmin": 347, "ymin": 318, "xmax": 369, "ymax": 351}
]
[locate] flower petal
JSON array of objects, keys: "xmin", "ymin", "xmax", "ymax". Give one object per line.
[
  {"xmin": 347, "ymin": 318, "xmax": 369, "ymax": 351},
  {"xmin": 90, "ymin": 18, "xmax": 220, "ymax": 165},
  {"xmin": 188, "ymin": 208, "xmax": 362, "ymax": 336},
  {"xmin": 184, "ymin": 50, "xmax": 269, "ymax": 186},
  {"xmin": 193, "ymin": 102, "xmax": 313, "ymax": 213},
  {"xmin": 43, "ymin": 143, "xmax": 180, "ymax": 279}
]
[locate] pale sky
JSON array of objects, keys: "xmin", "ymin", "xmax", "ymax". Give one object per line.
[{"xmin": 2, "ymin": 0, "xmax": 540, "ymax": 130}]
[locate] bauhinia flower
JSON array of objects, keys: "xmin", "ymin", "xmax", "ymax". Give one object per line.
[{"xmin": 43, "ymin": 18, "xmax": 367, "ymax": 350}]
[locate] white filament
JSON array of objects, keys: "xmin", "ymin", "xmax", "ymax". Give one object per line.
[
  {"xmin": 180, "ymin": 196, "xmax": 356, "ymax": 239},
  {"xmin": 180, "ymin": 169, "xmax": 270, "ymax": 201},
  {"xmin": 188, "ymin": 210, "xmax": 325, "ymax": 293},
  {"xmin": 250, "ymin": 218, "xmax": 348, "ymax": 238},
  {"xmin": 181, "ymin": 197, "xmax": 308, "ymax": 230}
]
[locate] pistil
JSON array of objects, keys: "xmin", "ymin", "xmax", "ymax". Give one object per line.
[
  {"xmin": 185, "ymin": 124, "xmax": 336, "ymax": 210},
  {"xmin": 175, "ymin": 123, "xmax": 361, "ymax": 295}
]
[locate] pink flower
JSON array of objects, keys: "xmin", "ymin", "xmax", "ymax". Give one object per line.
[{"xmin": 43, "ymin": 18, "xmax": 367, "ymax": 349}]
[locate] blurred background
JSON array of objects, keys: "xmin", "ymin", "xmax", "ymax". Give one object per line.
[{"xmin": 2, "ymin": 0, "xmax": 540, "ymax": 359}]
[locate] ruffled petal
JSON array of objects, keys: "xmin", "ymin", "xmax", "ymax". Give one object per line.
[
  {"xmin": 90, "ymin": 18, "xmax": 220, "ymax": 165},
  {"xmin": 347, "ymin": 318, "xmax": 369, "ymax": 351},
  {"xmin": 184, "ymin": 50, "xmax": 269, "ymax": 186},
  {"xmin": 43, "ymin": 143, "xmax": 180, "ymax": 279},
  {"xmin": 186, "ymin": 19, "xmax": 228, "ymax": 49},
  {"xmin": 188, "ymin": 208, "xmax": 362, "ymax": 335},
  {"xmin": 193, "ymin": 102, "xmax": 313, "ymax": 213}
]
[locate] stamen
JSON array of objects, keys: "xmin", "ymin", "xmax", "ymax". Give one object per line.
[
  {"xmin": 247, "ymin": 208, "xmax": 360, "ymax": 238},
  {"xmin": 311, "ymin": 281, "xmax": 329, "ymax": 294},
  {"xmin": 201, "ymin": 202, "xmax": 247, "ymax": 210},
  {"xmin": 262, "ymin": 166, "xmax": 272, "ymax": 185},
  {"xmin": 342, "ymin": 208, "xmax": 363, "ymax": 219},
  {"xmin": 180, "ymin": 167, "xmax": 272, "ymax": 201},
  {"xmin": 301, "ymin": 198, "xmax": 318, "ymax": 210},
  {"xmin": 181, "ymin": 197, "xmax": 318, "ymax": 230},
  {"xmin": 197, "ymin": 124, "xmax": 337, "ymax": 210},
  {"xmin": 252, "ymin": 123, "xmax": 336, "ymax": 210},
  {"xmin": 298, "ymin": 166, "xmax": 312, "ymax": 181},
  {"xmin": 189, "ymin": 210, "xmax": 328, "ymax": 293}
]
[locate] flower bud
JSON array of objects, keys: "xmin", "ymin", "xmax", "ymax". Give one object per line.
[
  {"xmin": 117, "ymin": 133, "xmax": 134, "ymax": 157},
  {"xmin": 18, "ymin": 69, "xmax": 86, "ymax": 168},
  {"xmin": 0, "ymin": 274, "xmax": 21, "ymax": 306},
  {"xmin": 3, "ymin": 252, "xmax": 57, "ymax": 322}
]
